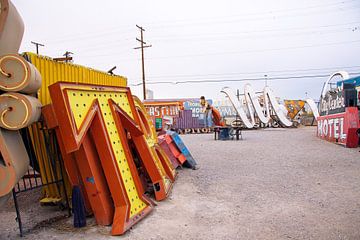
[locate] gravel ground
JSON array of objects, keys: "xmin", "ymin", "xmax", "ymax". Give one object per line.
[{"xmin": 1, "ymin": 126, "xmax": 360, "ymax": 240}]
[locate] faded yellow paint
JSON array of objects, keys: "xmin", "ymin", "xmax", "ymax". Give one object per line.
[
  {"xmin": 134, "ymin": 96, "xmax": 173, "ymax": 189},
  {"xmin": 133, "ymin": 96, "xmax": 158, "ymax": 142},
  {"xmin": 284, "ymin": 100, "xmax": 306, "ymax": 120},
  {"xmin": 22, "ymin": 52, "xmax": 127, "ymax": 204},
  {"xmin": 24, "ymin": 52, "xmax": 127, "ymax": 105},
  {"xmin": 67, "ymin": 89, "xmax": 145, "ymax": 217},
  {"xmin": 28, "ymin": 123, "xmax": 71, "ymax": 203}
]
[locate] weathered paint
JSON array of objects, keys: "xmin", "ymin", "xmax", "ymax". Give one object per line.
[
  {"xmin": 24, "ymin": 52, "xmax": 127, "ymax": 105},
  {"xmin": 46, "ymin": 82, "xmax": 155, "ymax": 235},
  {"xmin": 317, "ymin": 107, "xmax": 359, "ymax": 147},
  {"xmin": 144, "ymin": 101, "xmax": 183, "ymax": 130},
  {"xmin": 284, "ymin": 100, "xmax": 306, "ymax": 120}
]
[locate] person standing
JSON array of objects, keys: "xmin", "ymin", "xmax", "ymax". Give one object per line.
[{"xmin": 200, "ymin": 96, "xmax": 212, "ymax": 127}]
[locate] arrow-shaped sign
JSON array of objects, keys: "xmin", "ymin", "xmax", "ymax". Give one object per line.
[
  {"xmin": 133, "ymin": 96, "xmax": 176, "ymax": 184},
  {"xmin": 48, "ymin": 82, "xmax": 154, "ymax": 234},
  {"xmin": 47, "ymin": 82, "xmax": 175, "ymax": 234},
  {"xmin": 110, "ymin": 99, "xmax": 175, "ymax": 200}
]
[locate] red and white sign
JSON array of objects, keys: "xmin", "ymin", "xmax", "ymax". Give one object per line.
[
  {"xmin": 317, "ymin": 107, "xmax": 359, "ymax": 146},
  {"xmin": 146, "ymin": 106, "xmax": 179, "ymax": 117}
]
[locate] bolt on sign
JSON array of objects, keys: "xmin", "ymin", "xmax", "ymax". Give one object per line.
[{"xmin": 43, "ymin": 82, "xmax": 176, "ymax": 235}]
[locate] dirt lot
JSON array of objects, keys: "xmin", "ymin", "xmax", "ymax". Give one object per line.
[{"xmin": 1, "ymin": 127, "xmax": 360, "ymax": 240}]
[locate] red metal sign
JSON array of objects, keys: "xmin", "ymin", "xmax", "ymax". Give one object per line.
[{"xmin": 317, "ymin": 107, "xmax": 359, "ymax": 146}]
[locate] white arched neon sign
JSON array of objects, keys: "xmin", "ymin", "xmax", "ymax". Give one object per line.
[{"xmin": 320, "ymin": 71, "xmax": 349, "ymax": 99}]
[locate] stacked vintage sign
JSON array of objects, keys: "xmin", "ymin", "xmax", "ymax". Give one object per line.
[
  {"xmin": 0, "ymin": 0, "xmax": 197, "ymax": 236},
  {"xmin": 316, "ymin": 71, "xmax": 360, "ymax": 147},
  {"xmin": 42, "ymin": 82, "xmax": 197, "ymax": 234},
  {"xmin": 0, "ymin": 0, "xmax": 42, "ymax": 205}
]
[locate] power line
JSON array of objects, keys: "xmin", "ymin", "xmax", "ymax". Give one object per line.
[
  {"xmin": 76, "ymin": 23, "xmax": 360, "ymax": 54},
  {"xmin": 68, "ymin": 23, "xmax": 358, "ymax": 57},
  {"xmin": 71, "ymin": 41, "xmax": 133, "ymax": 53},
  {"xmin": 44, "ymin": 27, "xmax": 135, "ymax": 44},
  {"xmin": 145, "ymin": 0, "xmax": 357, "ymax": 26},
  {"xmin": 145, "ymin": 39, "xmax": 360, "ymax": 60},
  {"xmin": 151, "ymin": 28, "xmax": 356, "ymax": 43},
  {"xmin": 57, "ymin": 23, "xmax": 354, "ymax": 54},
  {"xmin": 129, "ymin": 72, "xmax": 360, "ymax": 86},
  {"xmin": 150, "ymin": 21, "xmax": 360, "ymax": 40},
  {"xmin": 73, "ymin": 38, "xmax": 360, "ymax": 62},
  {"xmin": 144, "ymin": 66, "xmax": 360, "ymax": 80},
  {"xmin": 79, "ymin": 48, "xmax": 132, "ymax": 58},
  {"xmin": 45, "ymin": 23, "xmax": 359, "ymax": 63},
  {"xmin": 38, "ymin": 1, "xmax": 359, "ymax": 44},
  {"xmin": 149, "ymin": 2, "xmax": 360, "ymax": 29},
  {"xmin": 45, "ymin": 19, "xmax": 360, "ymax": 47},
  {"xmin": 38, "ymin": 24, "xmax": 359, "ymax": 60}
]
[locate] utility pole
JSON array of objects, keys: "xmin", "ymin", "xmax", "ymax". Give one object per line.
[
  {"xmin": 236, "ymin": 89, "xmax": 240, "ymax": 101},
  {"xmin": 31, "ymin": 41, "xmax": 44, "ymax": 55},
  {"xmin": 264, "ymin": 74, "xmax": 268, "ymax": 87},
  {"xmin": 107, "ymin": 66, "xmax": 117, "ymax": 75},
  {"xmin": 53, "ymin": 51, "xmax": 73, "ymax": 62},
  {"xmin": 134, "ymin": 25, "xmax": 152, "ymax": 100},
  {"xmin": 63, "ymin": 51, "xmax": 73, "ymax": 62}
]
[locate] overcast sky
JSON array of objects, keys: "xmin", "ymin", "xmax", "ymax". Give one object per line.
[{"xmin": 13, "ymin": 0, "xmax": 360, "ymax": 101}]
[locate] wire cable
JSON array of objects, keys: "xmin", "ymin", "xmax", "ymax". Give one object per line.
[{"xmin": 129, "ymin": 72, "xmax": 360, "ymax": 86}]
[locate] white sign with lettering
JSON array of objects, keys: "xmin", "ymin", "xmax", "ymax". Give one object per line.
[{"xmin": 317, "ymin": 117, "xmax": 347, "ymax": 139}]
